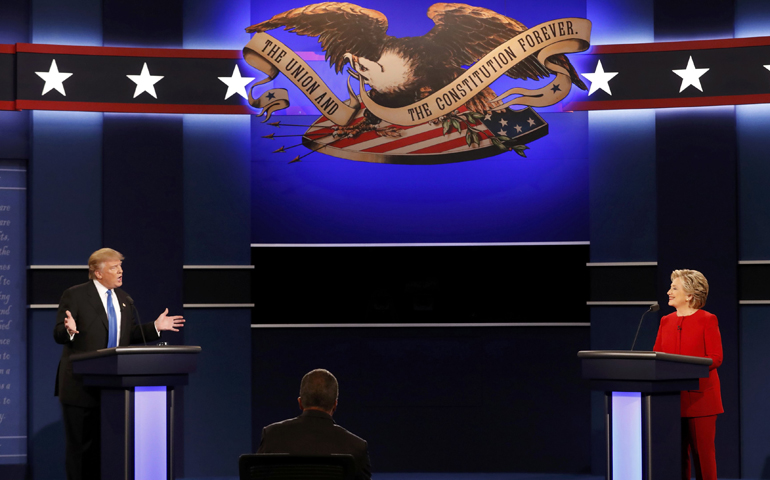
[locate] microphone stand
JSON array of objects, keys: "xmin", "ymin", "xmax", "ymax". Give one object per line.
[{"xmin": 631, "ymin": 303, "xmax": 660, "ymax": 351}]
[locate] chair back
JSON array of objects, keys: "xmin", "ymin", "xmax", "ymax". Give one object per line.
[{"xmin": 239, "ymin": 454, "xmax": 356, "ymax": 480}]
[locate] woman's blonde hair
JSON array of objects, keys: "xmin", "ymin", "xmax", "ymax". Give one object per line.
[{"xmin": 671, "ymin": 269, "xmax": 709, "ymax": 309}]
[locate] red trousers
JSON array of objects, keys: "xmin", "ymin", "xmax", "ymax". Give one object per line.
[{"xmin": 682, "ymin": 415, "xmax": 718, "ymax": 480}]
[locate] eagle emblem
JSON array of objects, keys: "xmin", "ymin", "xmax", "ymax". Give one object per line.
[{"xmin": 244, "ymin": 2, "xmax": 591, "ymax": 164}]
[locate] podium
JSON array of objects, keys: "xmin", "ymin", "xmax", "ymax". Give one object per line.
[
  {"xmin": 71, "ymin": 345, "xmax": 201, "ymax": 480},
  {"xmin": 577, "ymin": 350, "xmax": 711, "ymax": 480}
]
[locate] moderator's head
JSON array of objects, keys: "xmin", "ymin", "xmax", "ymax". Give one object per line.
[
  {"xmin": 299, "ymin": 369, "xmax": 339, "ymax": 413},
  {"xmin": 88, "ymin": 248, "xmax": 124, "ymax": 280}
]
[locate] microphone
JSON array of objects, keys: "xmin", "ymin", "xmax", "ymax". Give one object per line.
[
  {"xmin": 630, "ymin": 303, "xmax": 660, "ymax": 351},
  {"xmin": 126, "ymin": 295, "xmax": 148, "ymax": 346}
]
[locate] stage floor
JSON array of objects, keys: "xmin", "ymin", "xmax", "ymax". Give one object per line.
[
  {"xmin": 208, "ymin": 473, "xmax": 746, "ymax": 480},
  {"xmin": 377, "ymin": 475, "xmax": 604, "ymax": 480}
]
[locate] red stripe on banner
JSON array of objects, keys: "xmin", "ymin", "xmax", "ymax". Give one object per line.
[
  {"xmin": 16, "ymin": 100, "xmax": 253, "ymax": 114},
  {"xmin": 590, "ymin": 36, "xmax": 770, "ymax": 54},
  {"xmin": 326, "ymin": 130, "xmax": 382, "ymax": 149},
  {"xmin": 0, "ymin": 101, "xmax": 16, "ymax": 110},
  {"xmin": 16, "ymin": 43, "xmax": 242, "ymax": 59},
  {"xmin": 363, "ymin": 119, "xmax": 488, "ymax": 154},
  {"xmin": 362, "ymin": 124, "xmax": 455, "ymax": 153},
  {"xmin": 565, "ymin": 93, "xmax": 770, "ymax": 111},
  {"xmin": 0, "ymin": 45, "xmax": 16, "ymax": 54},
  {"xmin": 410, "ymin": 136, "xmax": 476, "ymax": 154}
]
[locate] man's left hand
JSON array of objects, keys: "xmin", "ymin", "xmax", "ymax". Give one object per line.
[{"xmin": 154, "ymin": 308, "xmax": 185, "ymax": 332}]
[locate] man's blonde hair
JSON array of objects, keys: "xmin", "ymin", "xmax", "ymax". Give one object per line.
[
  {"xmin": 88, "ymin": 248, "xmax": 124, "ymax": 280},
  {"xmin": 671, "ymin": 269, "xmax": 709, "ymax": 309}
]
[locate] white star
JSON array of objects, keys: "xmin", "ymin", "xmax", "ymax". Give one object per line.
[
  {"xmin": 527, "ymin": 118, "xmax": 536, "ymax": 127},
  {"xmin": 127, "ymin": 63, "xmax": 164, "ymax": 99},
  {"xmin": 765, "ymin": 65, "xmax": 770, "ymax": 73},
  {"xmin": 499, "ymin": 118, "xmax": 508, "ymax": 127},
  {"xmin": 35, "ymin": 59, "xmax": 73, "ymax": 96},
  {"xmin": 484, "ymin": 113, "xmax": 492, "ymax": 121},
  {"xmin": 218, "ymin": 65, "xmax": 255, "ymax": 100},
  {"xmin": 673, "ymin": 56, "xmax": 709, "ymax": 93},
  {"xmin": 514, "ymin": 125, "xmax": 523, "ymax": 133},
  {"xmin": 497, "ymin": 129, "xmax": 507, "ymax": 136},
  {"xmin": 582, "ymin": 60, "xmax": 618, "ymax": 96}
]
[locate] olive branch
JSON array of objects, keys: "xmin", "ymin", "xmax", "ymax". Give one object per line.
[{"xmin": 440, "ymin": 111, "xmax": 530, "ymax": 158}]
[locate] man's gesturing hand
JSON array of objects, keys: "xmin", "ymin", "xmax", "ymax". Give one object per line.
[
  {"xmin": 154, "ymin": 308, "xmax": 185, "ymax": 332},
  {"xmin": 64, "ymin": 310, "xmax": 79, "ymax": 335}
]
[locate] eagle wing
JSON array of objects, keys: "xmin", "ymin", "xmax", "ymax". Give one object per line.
[
  {"xmin": 425, "ymin": 3, "xmax": 586, "ymax": 89},
  {"xmin": 245, "ymin": 2, "xmax": 390, "ymax": 74}
]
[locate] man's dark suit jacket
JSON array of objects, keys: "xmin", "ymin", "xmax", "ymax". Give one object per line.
[
  {"xmin": 257, "ymin": 409, "xmax": 371, "ymax": 480},
  {"xmin": 53, "ymin": 281, "xmax": 160, "ymax": 407}
]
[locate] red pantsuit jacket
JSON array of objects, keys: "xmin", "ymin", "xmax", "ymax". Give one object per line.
[{"xmin": 653, "ymin": 309, "xmax": 724, "ymax": 417}]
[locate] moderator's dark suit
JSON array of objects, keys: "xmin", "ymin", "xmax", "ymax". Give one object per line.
[
  {"xmin": 53, "ymin": 280, "xmax": 159, "ymax": 480},
  {"xmin": 258, "ymin": 410, "xmax": 372, "ymax": 480}
]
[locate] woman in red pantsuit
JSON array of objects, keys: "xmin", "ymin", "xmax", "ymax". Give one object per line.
[{"xmin": 653, "ymin": 269, "xmax": 723, "ymax": 480}]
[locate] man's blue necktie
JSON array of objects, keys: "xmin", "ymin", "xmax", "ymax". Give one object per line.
[{"xmin": 107, "ymin": 290, "xmax": 118, "ymax": 348}]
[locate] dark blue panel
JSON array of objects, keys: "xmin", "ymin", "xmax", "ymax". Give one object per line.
[
  {"xmin": 740, "ymin": 305, "xmax": 770, "ymax": 478},
  {"xmin": 102, "ymin": 114, "xmax": 184, "ymax": 337},
  {"xmin": 655, "ymin": 106, "xmax": 739, "ymax": 477},
  {"xmin": 737, "ymin": 104, "xmax": 770, "ymax": 259},
  {"xmin": 251, "ymin": 113, "xmax": 588, "ymax": 244},
  {"xmin": 183, "ymin": 115, "xmax": 251, "ymax": 265},
  {"xmin": 654, "ymin": 0, "xmax": 735, "ymax": 41},
  {"xmin": 28, "ymin": 310, "xmax": 65, "ymax": 480},
  {"xmin": 252, "ymin": 327, "xmax": 591, "ymax": 472},
  {"xmin": 0, "ymin": 0, "xmax": 29, "ymax": 44},
  {"xmin": 0, "ymin": 112, "xmax": 29, "ymax": 161},
  {"xmin": 735, "ymin": 0, "xmax": 770, "ymax": 37},
  {"xmin": 103, "ymin": 0, "xmax": 183, "ymax": 48},
  {"xmin": 30, "ymin": 0, "xmax": 101, "ymax": 46},
  {"xmin": 588, "ymin": 110, "xmax": 656, "ymax": 262},
  {"xmin": 590, "ymin": 306, "xmax": 661, "ymax": 352},
  {"xmin": 183, "ymin": 308, "xmax": 251, "ymax": 478},
  {"xmin": 183, "ymin": 0, "xmax": 251, "ymax": 50},
  {"xmin": 29, "ymin": 111, "xmax": 102, "ymax": 265}
]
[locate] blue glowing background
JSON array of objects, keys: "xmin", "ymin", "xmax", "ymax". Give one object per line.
[{"xmin": 251, "ymin": 112, "xmax": 588, "ymax": 243}]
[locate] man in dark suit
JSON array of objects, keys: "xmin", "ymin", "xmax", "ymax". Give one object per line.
[
  {"xmin": 53, "ymin": 248, "xmax": 185, "ymax": 480},
  {"xmin": 257, "ymin": 369, "xmax": 372, "ymax": 480}
]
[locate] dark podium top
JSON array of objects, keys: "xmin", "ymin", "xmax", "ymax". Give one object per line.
[
  {"xmin": 71, "ymin": 345, "xmax": 201, "ymax": 388},
  {"xmin": 577, "ymin": 350, "xmax": 711, "ymax": 393}
]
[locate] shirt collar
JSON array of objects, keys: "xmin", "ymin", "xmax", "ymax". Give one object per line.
[
  {"xmin": 300, "ymin": 409, "xmax": 335, "ymax": 422},
  {"xmin": 93, "ymin": 279, "xmax": 112, "ymax": 298}
]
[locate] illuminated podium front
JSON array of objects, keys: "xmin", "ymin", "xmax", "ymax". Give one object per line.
[
  {"xmin": 71, "ymin": 345, "xmax": 201, "ymax": 480},
  {"xmin": 577, "ymin": 350, "xmax": 710, "ymax": 480}
]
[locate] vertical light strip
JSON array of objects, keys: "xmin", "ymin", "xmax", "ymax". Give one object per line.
[
  {"xmin": 135, "ymin": 386, "xmax": 168, "ymax": 480},
  {"xmin": 612, "ymin": 391, "xmax": 642, "ymax": 480}
]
